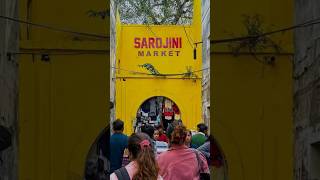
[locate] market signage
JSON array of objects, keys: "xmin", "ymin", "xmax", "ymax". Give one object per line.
[{"xmin": 134, "ymin": 37, "xmax": 182, "ymax": 57}]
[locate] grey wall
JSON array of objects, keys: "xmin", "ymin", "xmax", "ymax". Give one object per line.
[
  {"xmin": 294, "ymin": 1, "xmax": 320, "ymax": 179},
  {"xmin": 201, "ymin": 0, "xmax": 210, "ymax": 129},
  {"xmin": 0, "ymin": 0, "xmax": 19, "ymax": 179}
]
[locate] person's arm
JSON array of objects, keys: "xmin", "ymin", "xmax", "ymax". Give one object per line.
[
  {"xmin": 110, "ymin": 173, "xmax": 119, "ymax": 180},
  {"xmin": 197, "ymin": 142, "xmax": 210, "ymax": 160},
  {"xmin": 199, "ymin": 151, "xmax": 210, "ymax": 174}
]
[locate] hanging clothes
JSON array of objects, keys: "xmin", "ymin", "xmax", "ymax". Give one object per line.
[
  {"xmin": 141, "ymin": 101, "xmax": 150, "ymax": 113},
  {"xmin": 149, "ymin": 98, "xmax": 157, "ymax": 115},
  {"xmin": 172, "ymin": 103, "xmax": 180, "ymax": 120},
  {"xmin": 163, "ymin": 99, "xmax": 174, "ymax": 120}
]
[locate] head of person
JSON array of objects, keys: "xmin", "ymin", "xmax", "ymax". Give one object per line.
[
  {"xmin": 153, "ymin": 129, "xmax": 159, "ymax": 140},
  {"xmin": 170, "ymin": 125, "xmax": 187, "ymax": 146},
  {"xmin": 141, "ymin": 124, "xmax": 155, "ymax": 140},
  {"xmin": 185, "ymin": 130, "xmax": 192, "ymax": 146},
  {"xmin": 112, "ymin": 119, "xmax": 124, "ymax": 133},
  {"xmin": 197, "ymin": 123, "xmax": 208, "ymax": 135},
  {"xmin": 156, "ymin": 125, "xmax": 164, "ymax": 134},
  {"xmin": 166, "ymin": 119, "xmax": 183, "ymax": 139},
  {"xmin": 128, "ymin": 133, "xmax": 159, "ymax": 180}
]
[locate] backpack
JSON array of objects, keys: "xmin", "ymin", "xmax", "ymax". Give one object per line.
[{"xmin": 114, "ymin": 167, "xmax": 130, "ymax": 180}]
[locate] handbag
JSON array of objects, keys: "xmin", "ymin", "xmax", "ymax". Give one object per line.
[{"xmin": 194, "ymin": 149, "xmax": 210, "ymax": 180}]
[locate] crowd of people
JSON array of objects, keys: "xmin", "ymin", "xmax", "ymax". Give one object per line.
[{"xmin": 110, "ymin": 119, "xmax": 211, "ymax": 180}]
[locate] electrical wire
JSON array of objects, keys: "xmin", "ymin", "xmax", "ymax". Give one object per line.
[
  {"xmin": 7, "ymin": 51, "xmax": 108, "ymax": 56},
  {"xmin": 111, "ymin": 66, "xmax": 209, "ymax": 76},
  {"xmin": 201, "ymin": 6, "xmax": 210, "ymax": 24},
  {"xmin": 6, "ymin": 50, "xmax": 209, "ymax": 76},
  {"xmin": 0, "ymin": 15, "xmax": 109, "ymax": 40},
  {"xmin": 183, "ymin": 26, "xmax": 194, "ymax": 48},
  {"xmin": 210, "ymin": 17, "xmax": 320, "ymax": 44}
]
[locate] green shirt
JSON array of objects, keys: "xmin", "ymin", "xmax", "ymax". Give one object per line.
[{"xmin": 191, "ymin": 133, "xmax": 207, "ymax": 148}]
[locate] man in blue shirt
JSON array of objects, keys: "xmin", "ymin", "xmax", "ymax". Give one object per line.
[{"xmin": 110, "ymin": 119, "xmax": 128, "ymax": 173}]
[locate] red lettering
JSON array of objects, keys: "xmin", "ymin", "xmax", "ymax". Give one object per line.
[
  {"xmin": 156, "ymin": 38, "xmax": 162, "ymax": 48},
  {"xmin": 163, "ymin": 38, "xmax": 168, "ymax": 48},
  {"xmin": 135, "ymin": 37, "xmax": 182, "ymax": 49},
  {"xmin": 149, "ymin": 38, "xmax": 155, "ymax": 48},
  {"xmin": 134, "ymin": 38, "xmax": 141, "ymax": 48},
  {"xmin": 172, "ymin": 38, "xmax": 179, "ymax": 48},
  {"xmin": 141, "ymin": 38, "xmax": 147, "ymax": 48}
]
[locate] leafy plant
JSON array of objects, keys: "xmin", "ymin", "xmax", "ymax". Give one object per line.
[
  {"xmin": 87, "ymin": 10, "xmax": 109, "ymax": 19},
  {"xmin": 138, "ymin": 63, "xmax": 161, "ymax": 75},
  {"xmin": 228, "ymin": 14, "xmax": 282, "ymax": 64}
]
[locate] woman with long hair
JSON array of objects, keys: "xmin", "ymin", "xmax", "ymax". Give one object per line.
[
  {"xmin": 157, "ymin": 125, "xmax": 210, "ymax": 180},
  {"xmin": 110, "ymin": 133, "xmax": 162, "ymax": 180}
]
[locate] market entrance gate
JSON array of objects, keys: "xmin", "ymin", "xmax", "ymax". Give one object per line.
[{"xmin": 114, "ymin": 0, "xmax": 203, "ymax": 135}]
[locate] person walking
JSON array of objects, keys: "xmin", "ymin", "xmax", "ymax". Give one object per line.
[
  {"xmin": 110, "ymin": 133, "xmax": 163, "ymax": 180},
  {"xmin": 191, "ymin": 123, "xmax": 208, "ymax": 148},
  {"xmin": 110, "ymin": 119, "xmax": 129, "ymax": 173},
  {"xmin": 157, "ymin": 125, "xmax": 209, "ymax": 180},
  {"xmin": 197, "ymin": 135, "xmax": 211, "ymax": 166}
]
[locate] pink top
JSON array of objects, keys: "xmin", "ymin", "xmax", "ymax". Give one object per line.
[
  {"xmin": 157, "ymin": 145, "xmax": 209, "ymax": 180},
  {"xmin": 110, "ymin": 161, "xmax": 163, "ymax": 180}
]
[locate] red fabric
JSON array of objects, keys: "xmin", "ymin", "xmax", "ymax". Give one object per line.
[
  {"xmin": 163, "ymin": 111, "xmax": 173, "ymax": 116},
  {"xmin": 172, "ymin": 104, "xmax": 180, "ymax": 114},
  {"xmin": 158, "ymin": 134, "xmax": 168, "ymax": 143}
]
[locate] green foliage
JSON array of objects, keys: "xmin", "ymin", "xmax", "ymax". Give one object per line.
[
  {"xmin": 183, "ymin": 66, "xmax": 198, "ymax": 78},
  {"xmin": 114, "ymin": 0, "xmax": 193, "ymax": 25}
]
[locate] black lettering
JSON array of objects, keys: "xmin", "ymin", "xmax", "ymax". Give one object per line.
[
  {"xmin": 161, "ymin": 51, "xmax": 166, "ymax": 56},
  {"xmin": 175, "ymin": 51, "xmax": 180, "ymax": 56},
  {"xmin": 146, "ymin": 51, "xmax": 151, "ymax": 56},
  {"xmin": 138, "ymin": 51, "xmax": 144, "ymax": 56},
  {"xmin": 168, "ymin": 51, "xmax": 173, "ymax": 56},
  {"xmin": 154, "ymin": 51, "xmax": 158, "ymax": 56}
]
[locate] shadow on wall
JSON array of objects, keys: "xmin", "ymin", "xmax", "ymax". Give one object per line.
[
  {"xmin": 84, "ymin": 126, "xmax": 110, "ymax": 180},
  {"xmin": 0, "ymin": 125, "xmax": 12, "ymax": 152},
  {"xmin": 211, "ymin": 135, "xmax": 228, "ymax": 180}
]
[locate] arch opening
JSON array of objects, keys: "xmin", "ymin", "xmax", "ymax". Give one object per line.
[{"xmin": 134, "ymin": 96, "xmax": 181, "ymax": 132}]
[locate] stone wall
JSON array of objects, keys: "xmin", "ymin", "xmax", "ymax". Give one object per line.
[
  {"xmin": 202, "ymin": 0, "xmax": 210, "ymax": 129},
  {"xmin": 0, "ymin": 0, "xmax": 19, "ymax": 179},
  {"xmin": 110, "ymin": 0, "xmax": 117, "ymax": 124},
  {"xmin": 294, "ymin": 1, "xmax": 320, "ymax": 179}
]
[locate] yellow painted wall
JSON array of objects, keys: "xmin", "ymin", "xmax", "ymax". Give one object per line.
[
  {"xmin": 115, "ymin": 0, "xmax": 203, "ymax": 135},
  {"xmin": 19, "ymin": 0, "xmax": 109, "ymax": 179},
  {"xmin": 212, "ymin": 0, "xmax": 293, "ymax": 179}
]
